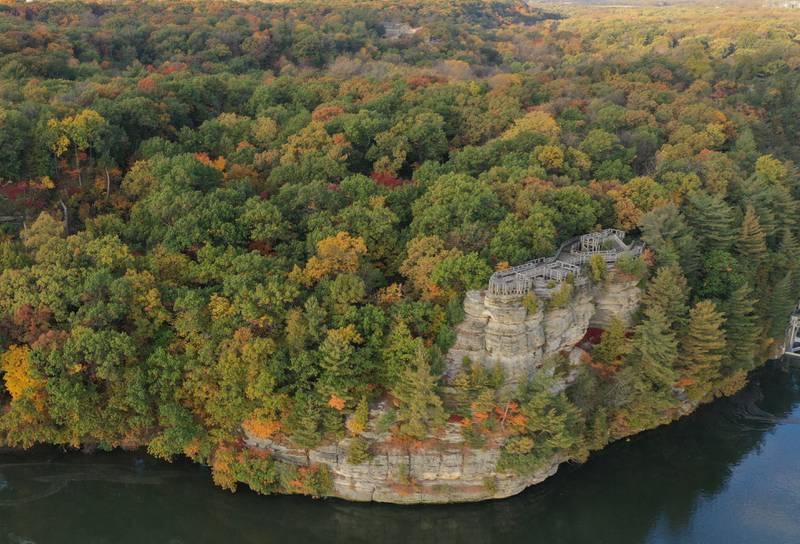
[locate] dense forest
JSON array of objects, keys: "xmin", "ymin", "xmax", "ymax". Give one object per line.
[{"xmin": 0, "ymin": 0, "xmax": 799, "ymax": 495}]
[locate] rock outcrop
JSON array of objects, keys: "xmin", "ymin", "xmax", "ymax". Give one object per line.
[
  {"xmin": 246, "ymin": 417, "xmax": 563, "ymax": 504},
  {"xmin": 446, "ymin": 276, "xmax": 641, "ymax": 386}
]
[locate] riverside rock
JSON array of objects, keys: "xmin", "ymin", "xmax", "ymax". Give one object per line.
[{"xmin": 246, "ymin": 420, "xmax": 564, "ymax": 504}]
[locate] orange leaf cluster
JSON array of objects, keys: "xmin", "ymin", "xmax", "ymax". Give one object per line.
[
  {"xmin": 311, "ymin": 105, "xmax": 345, "ymax": 122},
  {"xmin": 195, "ymin": 152, "xmax": 226, "ymax": 171},
  {"xmin": 328, "ymin": 394, "xmax": 346, "ymax": 411},
  {"xmin": 243, "ymin": 417, "xmax": 282, "ymax": 440},
  {"xmin": 495, "ymin": 401, "xmax": 527, "ymax": 429},
  {"xmin": 183, "ymin": 438, "xmax": 201, "ymax": 459},
  {"xmin": 377, "ymin": 283, "xmax": 403, "ymax": 305}
]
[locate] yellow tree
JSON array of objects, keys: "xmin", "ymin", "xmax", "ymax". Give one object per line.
[
  {"xmin": 303, "ymin": 232, "xmax": 367, "ymax": 283},
  {"xmin": 399, "ymin": 235, "xmax": 462, "ymax": 300},
  {"xmin": 1, "ymin": 345, "xmax": 44, "ymax": 405}
]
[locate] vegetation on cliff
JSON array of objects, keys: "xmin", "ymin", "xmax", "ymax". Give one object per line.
[{"xmin": 0, "ymin": 0, "xmax": 798, "ymax": 497}]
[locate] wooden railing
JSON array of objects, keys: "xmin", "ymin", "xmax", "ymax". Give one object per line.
[{"xmin": 487, "ymin": 230, "xmax": 644, "ymax": 296}]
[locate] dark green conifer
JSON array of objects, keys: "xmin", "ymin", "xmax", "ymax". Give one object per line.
[
  {"xmin": 641, "ymin": 264, "xmax": 690, "ymax": 331},
  {"xmin": 723, "ymin": 285, "xmax": 759, "ymax": 373},
  {"xmin": 593, "ymin": 316, "xmax": 631, "ymax": 366},
  {"xmin": 392, "ymin": 346, "xmax": 445, "ymax": 440},
  {"xmin": 631, "ymin": 307, "xmax": 678, "ymax": 391},
  {"xmin": 684, "ymin": 191, "xmax": 735, "ymax": 252},
  {"xmin": 678, "ymin": 300, "xmax": 726, "ymax": 401},
  {"xmin": 736, "ymin": 205, "xmax": 768, "ymax": 273}
]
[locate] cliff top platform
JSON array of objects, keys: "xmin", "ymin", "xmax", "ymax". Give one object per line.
[{"xmin": 487, "ymin": 229, "xmax": 644, "ymax": 297}]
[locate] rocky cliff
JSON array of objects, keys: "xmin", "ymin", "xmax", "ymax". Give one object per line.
[
  {"xmin": 246, "ymin": 415, "xmax": 564, "ymax": 504},
  {"xmin": 446, "ymin": 276, "xmax": 641, "ymax": 386}
]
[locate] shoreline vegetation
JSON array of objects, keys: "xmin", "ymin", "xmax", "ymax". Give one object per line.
[{"xmin": 0, "ymin": 0, "xmax": 799, "ymax": 502}]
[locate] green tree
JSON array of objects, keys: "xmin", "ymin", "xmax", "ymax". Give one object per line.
[
  {"xmin": 683, "ymin": 191, "xmax": 735, "ymax": 252},
  {"xmin": 489, "ymin": 207, "xmax": 556, "ymax": 265},
  {"xmin": 381, "ymin": 320, "xmax": 422, "ymax": 386},
  {"xmin": 392, "ymin": 346, "xmax": 445, "ymax": 440},
  {"xmin": 593, "ymin": 317, "xmax": 631, "ymax": 366},
  {"xmin": 631, "ymin": 307, "xmax": 678, "ymax": 391},
  {"xmin": 641, "ymin": 264, "xmax": 689, "ymax": 330},
  {"xmin": 722, "ymin": 285, "xmax": 760, "ymax": 374},
  {"xmin": 736, "ymin": 205, "xmax": 768, "ymax": 273},
  {"xmin": 767, "ymin": 272, "xmax": 796, "ymax": 340},
  {"xmin": 641, "ymin": 204, "xmax": 700, "ymax": 274},
  {"xmin": 588, "ymin": 253, "xmax": 607, "ymax": 284},
  {"xmin": 678, "ymin": 300, "xmax": 726, "ymax": 401},
  {"xmin": 347, "ymin": 396, "xmax": 370, "ymax": 436}
]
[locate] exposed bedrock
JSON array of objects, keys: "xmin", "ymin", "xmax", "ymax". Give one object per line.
[
  {"xmin": 246, "ymin": 419, "xmax": 564, "ymax": 504},
  {"xmin": 445, "ymin": 277, "xmax": 641, "ymax": 385}
]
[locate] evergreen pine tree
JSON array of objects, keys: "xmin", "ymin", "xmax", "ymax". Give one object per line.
[
  {"xmin": 777, "ymin": 227, "xmax": 800, "ymax": 275},
  {"xmin": 392, "ymin": 346, "xmax": 445, "ymax": 440},
  {"xmin": 736, "ymin": 205, "xmax": 768, "ymax": 272},
  {"xmin": 631, "ymin": 307, "xmax": 678, "ymax": 391},
  {"xmin": 767, "ymin": 272, "xmax": 796, "ymax": 340},
  {"xmin": 741, "ymin": 179, "xmax": 780, "ymax": 241},
  {"xmin": 723, "ymin": 285, "xmax": 760, "ymax": 373},
  {"xmin": 641, "ymin": 203, "xmax": 700, "ymax": 275},
  {"xmin": 291, "ymin": 395, "xmax": 322, "ymax": 448},
  {"xmin": 684, "ymin": 191, "xmax": 735, "ymax": 252},
  {"xmin": 588, "ymin": 407, "xmax": 609, "ymax": 451},
  {"xmin": 382, "ymin": 319, "xmax": 422, "ymax": 386},
  {"xmin": 679, "ymin": 300, "xmax": 726, "ymax": 401},
  {"xmin": 641, "ymin": 264, "xmax": 690, "ymax": 330},
  {"xmin": 593, "ymin": 316, "xmax": 631, "ymax": 366}
]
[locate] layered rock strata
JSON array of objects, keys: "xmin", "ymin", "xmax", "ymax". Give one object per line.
[
  {"xmin": 446, "ymin": 277, "xmax": 641, "ymax": 385},
  {"xmin": 246, "ymin": 419, "xmax": 564, "ymax": 504}
]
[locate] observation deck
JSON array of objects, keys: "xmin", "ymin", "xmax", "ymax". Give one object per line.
[{"xmin": 487, "ymin": 228, "xmax": 645, "ymax": 297}]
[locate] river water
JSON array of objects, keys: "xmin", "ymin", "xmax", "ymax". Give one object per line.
[{"xmin": 1, "ymin": 360, "xmax": 799, "ymax": 544}]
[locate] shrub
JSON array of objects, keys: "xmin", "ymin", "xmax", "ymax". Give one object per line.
[
  {"xmin": 616, "ymin": 254, "xmax": 647, "ymax": 279},
  {"xmin": 589, "ymin": 253, "xmax": 607, "ymax": 283},
  {"xmin": 549, "ymin": 282, "xmax": 573, "ymax": 308},
  {"xmin": 522, "ymin": 291, "xmax": 539, "ymax": 314},
  {"xmin": 346, "ymin": 437, "xmax": 373, "ymax": 465}
]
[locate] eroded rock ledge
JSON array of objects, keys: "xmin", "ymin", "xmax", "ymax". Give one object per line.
[{"xmin": 246, "ymin": 420, "xmax": 563, "ymax": 503}]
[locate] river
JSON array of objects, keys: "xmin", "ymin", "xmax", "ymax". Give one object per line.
[{"xmin": 1, "ymin": 360, "xmax": 799, "ymax": 544}]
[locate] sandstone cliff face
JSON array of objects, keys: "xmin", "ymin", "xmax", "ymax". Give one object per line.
[
  {"xmin": 246, "ymin": 419, "xmax": 563, "ymax": 504},
  {"xmin": 247, "ymin": 276, "xmax": 640, "ymax": 504},
  {"xmin": 446, "ymin": 277, "xmax": 641, "ymax": 386}
]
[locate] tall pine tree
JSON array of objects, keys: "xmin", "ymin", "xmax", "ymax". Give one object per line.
[
  {"xmin": 736, "ymin": 205, "xmax": 768, "ymax": 274},
  {"xmin": 777, "ymin": 227, "xmax": 800, "ymax": 276},
  {"xmin": 684, "ymin": 191, "xmax": 735, "ymax": 252},
  {"xmin": 678, "ymin": 300, "xmax": 726, "ymax": 401},
  {"xmin": 593, "ymin": 316, "xmax": 631, "ymax": 366},
  {"xmin": 641, "ymin": 264, "xmax": 690, "ymax": 331},
  {"xmin": 723, "ymin": 285, "xmax": 760, "ymax": 374},
  {"xmin": 392, "ymin": 346, "xmax": 445, "ymax": 440},
  {"xmin": 641, "ymin": 203, "xmax": 700, "ymax": 275},
  {"xmin": 767, "ymin": 272, "xmax": 797, "ymax": 340},
  {"xmin": 631, "ymin": 307, "xmax": 678, "ymax": 392}
]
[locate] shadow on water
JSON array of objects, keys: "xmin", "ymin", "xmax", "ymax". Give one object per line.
[{"xmin": 1, "ymin": 360, "xmax": 800, "ymax": 544}]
